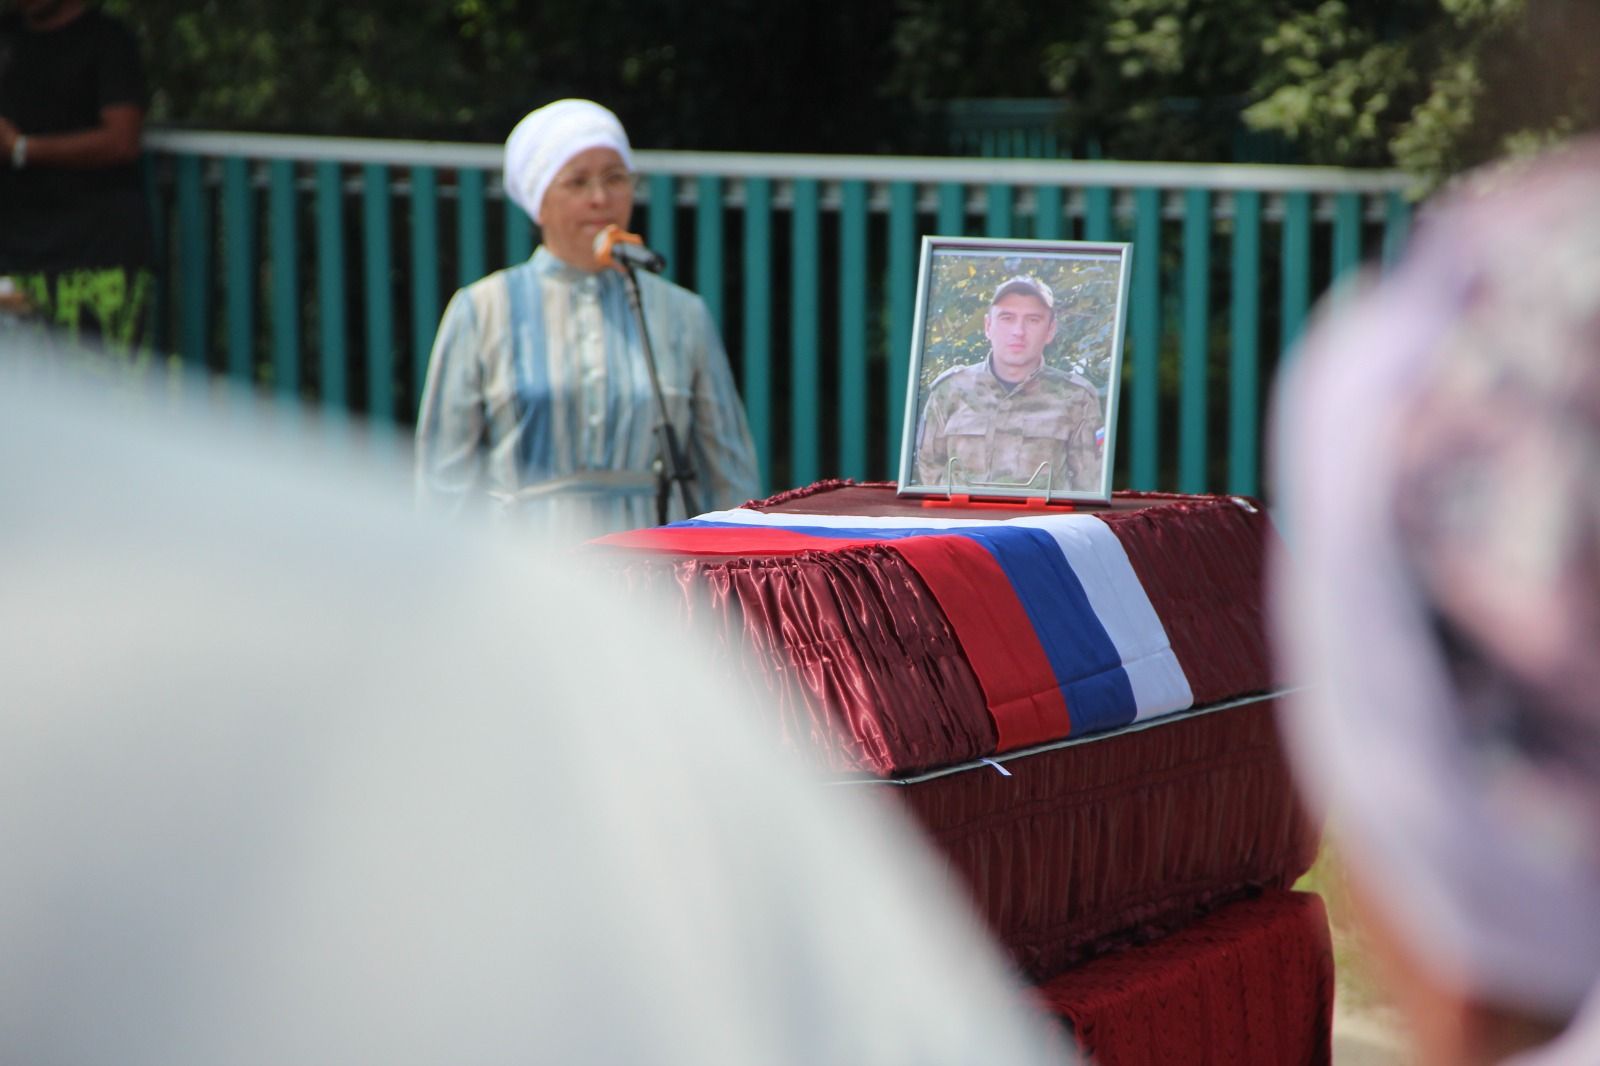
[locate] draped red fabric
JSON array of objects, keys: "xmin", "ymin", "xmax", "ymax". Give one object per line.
[
  {"xmin": 742, "ymin": 477, "xmax": 872, "ymax": 509},
  {"xmin": 890, "ymin": 534, "xmax": 1074, "ymax": 750},
  {"xmin": 589, "ymin": 483, "xmax": 1327, "ymax": 1042},
  {"xmin": 749, "ymin": 484, "xmax": 1285, "ymax": 707},
  {"xmin": 1098, "ymin": 495, "xmax": 1282, "ymax": 704},
  {"xmin": 601, "ymin": 547, "xmax": 996, "ymax": 775},
  {"xmin": 1035, "ymin": 891, "xmax": 1334, "ymax": 1066},
  {"xmin": 880, "ymin": 699, "xmax": 1318, "ymax": 981},
  {"xmin": 588, "ymin": 486, "xmax": 1281, "ymax": 774}
]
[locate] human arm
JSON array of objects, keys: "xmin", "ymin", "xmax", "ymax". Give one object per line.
[
  {"xmin": 0, "ymin": 13, "xmax": 147, "ymax": 169},
  {"xmin": 686, "ymin": 302, "xmax": 761, "ymax": 511},
  {"xmin": 414, "ymin": 289, "xmax": 488, "ymax": 514},
  {"xmin": 1063, "ymin": 387, "xmax": 1103, "ymax": 490},
  {"xmin": 914, "ymin": 388, "xmax": 951, "ymax": 486},
  {"xmin": 0, "ymin": 104, "xmax": 143, "ymax": 169}
]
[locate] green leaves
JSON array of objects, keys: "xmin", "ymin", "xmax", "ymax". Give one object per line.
[
  {"xmin": 100, "ymin": 0, "xmax": 1600, "ymax": 185},
  {"xmin": 103, "ymin": 0, "xmax": 903, "ymax": 150},
  {"xmin": 1241, "ymin": 0, "xmax": 1600, "ymax": 187}
]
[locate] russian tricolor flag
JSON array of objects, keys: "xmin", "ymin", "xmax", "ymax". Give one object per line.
[{"xmin": 596, "ymin": 510, "xmax": 1195, "ymax": 752}]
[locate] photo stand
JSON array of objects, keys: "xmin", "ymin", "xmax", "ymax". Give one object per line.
[{"xmin": 917, "ymin": 458, "xmax": 1082, "ymax": 511}]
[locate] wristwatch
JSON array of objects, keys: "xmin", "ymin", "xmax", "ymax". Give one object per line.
[{"xmin": 10, "ymin": 135, "xmax": 26, "ymax": 169}]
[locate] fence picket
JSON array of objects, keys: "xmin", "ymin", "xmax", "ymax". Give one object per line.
[{"xmin": 1229, "ymin": 191, "xmax": 1262, "ymax": 497}]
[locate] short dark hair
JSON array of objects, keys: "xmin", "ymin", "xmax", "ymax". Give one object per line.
[{"xmin": 990, "ymin": 275, "xmax": 1054, "ymax": 310}]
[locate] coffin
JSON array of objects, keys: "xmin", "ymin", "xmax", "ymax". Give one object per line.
[{"xmin": 589, "ymin": 481, "xmax": 1328, "ymax": 1063}]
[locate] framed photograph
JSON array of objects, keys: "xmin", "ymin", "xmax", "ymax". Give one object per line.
[{"xmin": 896, "ymin": 236, "xmax": 1132, "ymax": 505}]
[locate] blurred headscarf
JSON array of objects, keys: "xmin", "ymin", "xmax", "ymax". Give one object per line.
[
  {"xmin": 503, "ymin": 98, "xmax": 633, "ymax": 224},
  {"xmin": 1272, "ymin": 140, "xmax": 1600, "ymax": 1064}
]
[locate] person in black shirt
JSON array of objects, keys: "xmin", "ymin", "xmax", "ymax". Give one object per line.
[{"xmin": 0, "ymin": 0, "xmax": 154, "ymax": 360}]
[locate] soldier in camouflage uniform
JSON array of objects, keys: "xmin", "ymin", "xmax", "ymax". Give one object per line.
[{"xmin": 915, "ymin": 275, "xmax": 1103, "ymax": 491}]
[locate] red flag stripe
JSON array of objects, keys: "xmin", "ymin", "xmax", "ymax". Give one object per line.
[
  {"xmin": 890, "ymin": 535, "xmax": 1072, "ymax": 751},
  {"xmin": 592, "ymin": 521, "xmax": 1076, "ymax": 751}
]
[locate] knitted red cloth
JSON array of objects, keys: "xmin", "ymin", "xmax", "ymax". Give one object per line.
[{"xmin": 1036, "ymin": 890, "xmax": 1334, "ymax": 1066}]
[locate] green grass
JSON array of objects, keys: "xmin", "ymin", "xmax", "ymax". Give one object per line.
[{"xmin": 1295, "ymin": 840, "xmax": 1390, "ymax": 1012}]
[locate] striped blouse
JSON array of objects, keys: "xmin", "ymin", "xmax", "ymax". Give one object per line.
[{"xmin": 415, "ymin": 247, "xmax": 760, "ymax": 540}]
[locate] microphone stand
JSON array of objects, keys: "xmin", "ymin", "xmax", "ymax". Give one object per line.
[{"xmin": 616, "ymin": 262, "xmax": 697, "ymax": 525}]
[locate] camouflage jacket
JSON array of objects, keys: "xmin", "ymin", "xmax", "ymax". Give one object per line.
[{"xmin": 914, "ymin": 359, "xmax": 1102, "ymax": 491}]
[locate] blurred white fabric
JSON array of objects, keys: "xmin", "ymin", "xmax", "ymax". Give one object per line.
[{"xmin": 0, "ymin": 359, "xmax": 1067, "ymax": 1066}]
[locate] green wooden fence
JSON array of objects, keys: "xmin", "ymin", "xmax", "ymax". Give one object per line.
[{"xmin": 142, "ymin": 129, "xmax": 1412, "ymax": 498}]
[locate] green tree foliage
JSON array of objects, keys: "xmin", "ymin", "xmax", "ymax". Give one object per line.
[
  {"xmin": 101, "ymin": 0, "xmax": 482, "ymax": 136},
  {"xmin": 1239, "ymin": 0, "xmax": 1600, "ymax": 181},
  {"xmin": 91, "ymin": 0, "xmax": 1600, "ymax": 181},
  {"xmin": 917, "ymin": 252, "xmax": 1125, "ymax": 396},
  {"xmin": 890, "ymin": 0, "xmax": 1294, "ymax": 161},
  {"xmin": 887, "ymin": 0, "xmax": 1073, "ymax": 103},
  {"xmin": 98, "ymin": 0, "xmax": 903, "ymax": 148},
  {"xmin": 1399, "ymin": 0, "xmax": 1600, "ymax": 180},
  {"xmin": 1042, "ymin": 0, "xmax": 1290, "ymax": 161},
  {"xmin": 1242, "ymin": 2, "xmax": 1449, "ymax": 167},
  {"xmin": 891, "ymin": 0, "xmax": 1600, "ymax": 182}
]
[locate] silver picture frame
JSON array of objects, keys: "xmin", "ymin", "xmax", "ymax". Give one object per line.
[{"xmin": 895, "ymin": 236, "xmax": 1133, "ymax": 505}]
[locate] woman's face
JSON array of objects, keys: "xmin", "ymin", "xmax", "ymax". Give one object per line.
[{"xmin": 537, "ymin": 147, "xmax": 635, "ymax": 273}]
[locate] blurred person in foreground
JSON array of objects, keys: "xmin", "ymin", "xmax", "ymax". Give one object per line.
[
  {"xmin": 1272, "ymin": 141, "xmax": 1600, "ymax": 1065},
  {"xmin": 0, "ymin": 350, "xmax": 1067, "ymax": 1065},
  {"xmin": 414, "ymin": 98, "xmax": 759, "ymax": 541},
  {"xmin": 0, "ymin": 0, "xmax": 153, "ymax": 359}
]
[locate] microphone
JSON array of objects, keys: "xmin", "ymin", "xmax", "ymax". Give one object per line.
[{"xmin": 594, "ymin": 224, "xmax": 666, "ymax": 274}]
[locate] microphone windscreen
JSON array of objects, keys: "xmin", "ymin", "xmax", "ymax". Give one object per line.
[{"xmin": 594, "ymin": 224, "xmax": 647, "ymax": 270}]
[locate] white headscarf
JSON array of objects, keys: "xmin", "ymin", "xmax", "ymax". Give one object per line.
[{"xmin": 503, "ymin": 99, "xmax": 634, "ymax": 224}]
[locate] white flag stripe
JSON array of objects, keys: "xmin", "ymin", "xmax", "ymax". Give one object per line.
[
  {"xmin": 1118, "ymin": 654, "xmax": 1196, "ymax": 722},
  {"xmin": 702, "ymin": 508, "xmax": 1195, "ymax": 722},
  {"xmin": 1013, "ymin": 516, "xmax": 1194, "ymax": 720}
]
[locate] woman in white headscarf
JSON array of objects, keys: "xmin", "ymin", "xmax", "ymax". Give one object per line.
[
  {"xmin": 1272, "ymin": 141, "xmax": 1600, "ymax": 1065},
  {"xmin": 414, "ymin": 99, "xmax": 759, "ymax": 540}
]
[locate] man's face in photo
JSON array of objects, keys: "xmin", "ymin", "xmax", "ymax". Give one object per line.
[{"xmin": 984, "ymin": 292, "xmax": 1057, "ymax": 384}]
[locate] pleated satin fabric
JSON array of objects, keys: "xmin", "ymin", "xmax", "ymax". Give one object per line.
[
  {"xmin": 590, "ymin": 483, "xmax": 1318, "ymax": 985},
  {"xmin": 593, "ymin": 485, "xmax": 1279, "ymax": 775}
]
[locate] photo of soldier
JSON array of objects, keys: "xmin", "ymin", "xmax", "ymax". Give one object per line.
[{"xmin": 914, "ymin": 274, "xmax": 1104, "ymax": 491}]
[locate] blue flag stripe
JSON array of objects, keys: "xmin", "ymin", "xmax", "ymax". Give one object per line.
[
  {"xmin": 681, "ymin": 518, "xmax": 1139, "ymax": 733},
  {"xmin": 958, "ymin": 527, "xmax": 1138, "ymax": 735}
]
